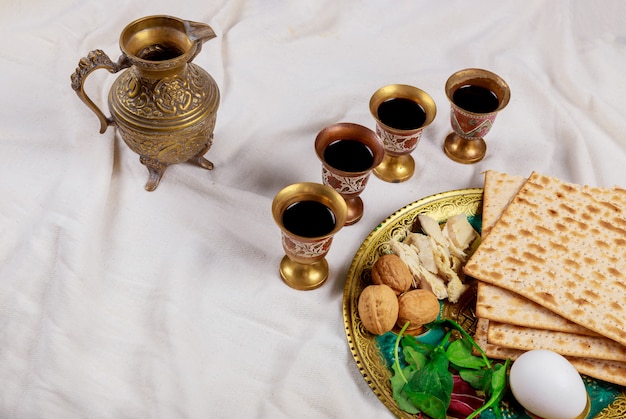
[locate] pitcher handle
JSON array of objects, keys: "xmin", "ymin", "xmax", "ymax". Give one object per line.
[{"xmin": 70, "ymin": 50, "xmax": 131, "ymax": 134}]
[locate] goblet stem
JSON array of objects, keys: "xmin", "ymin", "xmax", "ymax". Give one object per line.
[
  {"xmin": 373, "ymin": 153, "xmax": 415, "ymax": 183},
  {"xmin": 343, "ymin": 196, "xmax": 364, "ymax": 226},
  {"xmin": 443, "ymin": 133, "xmax": 487, "ymax": 164},
  {"xmin": 279, "ymin": 255, "xmax": 329, "ymax": 290}
]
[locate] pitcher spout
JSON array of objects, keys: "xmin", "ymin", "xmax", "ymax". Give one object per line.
[{"xmin": 185, "ymin": 20, "xmax": 217, "ymax": 45}]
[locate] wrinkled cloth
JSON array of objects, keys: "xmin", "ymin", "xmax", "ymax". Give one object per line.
[{"xmin": 1, "ymin": 1, "xmax": 625, "ymax": 418}]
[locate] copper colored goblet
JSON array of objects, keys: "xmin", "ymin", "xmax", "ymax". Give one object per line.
[
  {"xmin": 369, "ymin": 84, "xmax": 437, "ymax": 183},
  {"xmin": 271, "ymin": 182, "xmax": 347, "ymax": 290},
  {"xmin": 314, "ymin": 122, "xmax": 384, "ymax": 225},
  {"xmin": 444, "ymin": 68, "xmax": 511, "ymax": 164}
]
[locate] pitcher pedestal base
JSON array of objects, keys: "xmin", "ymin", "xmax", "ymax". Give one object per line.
[
  {"xmin": 192, "ymin": 155, "xmax": 214, "ymax": 170},
  {"xmin": 189, "ymin": 137, "xmax": 215, "ymax": 170},
  {"xmin": 140, "ymin": 156, "xmax": 167, "ymax": 191}
]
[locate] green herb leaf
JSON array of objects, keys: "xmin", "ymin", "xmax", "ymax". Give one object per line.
[
  {"xmin": 390, "ymin": 362, "xmax": 419, "ymax": 414},
  {"xmin": 459, "ymin": 367, "xmax": 492, "ymax": 392},
  {"xmin": 466, "ymin": 358, "xmax": 511, "ymax": 419},
  {"xmin": 490, "ymin": 362, "xmax": 508, "ymax": 395},
  {"xmin": 430, "ymin": 319, "xmax": 492, "ymax": 368},
  {"xmin": 446, "ymin": 338, "xmax": 487, "ymax": 370},
  {"xmin": 403, "ymin": 346, "xmax": 429, "ymax": 370},
  {"xmin": 401, "ymin": 335, "xmax": 435, "ymax": 358},
  {"xmin": 391, "ymin": 319, "xmax": 511, "ymax": 419},
  {"xmin": 405, "ymin": 349, "xmax": 453, "ymax": 409},
  {"xmin": 406, "ymin": 391, "xmax": 448, "ymax": 419}
]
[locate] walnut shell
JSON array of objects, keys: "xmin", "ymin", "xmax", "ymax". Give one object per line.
[
  {"xmin": 371, "ymin": 254, "xmax": 413, "ymax": 295},
  {"xmin": 358, "ymin": 284, "xmax": 399, "ymax": 335},
  {"xmin": 396, "ymin": 289, "xmax": 440, "ymax": 330}
]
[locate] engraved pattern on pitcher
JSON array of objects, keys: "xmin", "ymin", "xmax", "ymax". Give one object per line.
[
  {"xmin": 117, "ymin": 116, "xmax": 215, "ymax": 164},
  {"xmin": 115, "ymin": 65, "xmax": 208, "ymax": 119},
  {"xmin": 155, "ymin": 76, "xmax": 192, "ymax": 114}
]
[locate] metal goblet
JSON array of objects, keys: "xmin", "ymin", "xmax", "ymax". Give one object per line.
[
  {"xmin": 271, "ymin": 182, "xmax": 347, "ymax": 290},
  {"xmin": 369, "ymin": 84, "xmax": 437, "ymax": 183},
  {"xmin": 443, "ymin": 68, "xmax": 511, "ymax": 164},
  {"xmin": 314, "ymin": 122, "xmax": 384, "ymax": 225}
]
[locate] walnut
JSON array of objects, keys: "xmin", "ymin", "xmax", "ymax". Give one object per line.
[
  {"xmin": 371, "ymin": 254, "xmax": 413, "ymax": 295},
  {"xmin": 358, "ymin": 284, "xmax": 399, "ymax": 335},
  {"xmin": 396, "ymin": 289, "xmax": 440, "ymax": 332}
]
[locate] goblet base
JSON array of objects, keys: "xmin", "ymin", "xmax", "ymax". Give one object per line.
[
  {"xmin": 443, "ymin": 133, "xmax": 487, "ymax": 164},
  {"xmin": 373, "ymin": 153, "xmax": 415, "ymax": 183},
  {"xmin": 279, "ymin": 255, "xmax": 329, "ymax": 291},
  {"xmin": 344, "ymin": 196, "xmax": 364, "ymax": 226}
]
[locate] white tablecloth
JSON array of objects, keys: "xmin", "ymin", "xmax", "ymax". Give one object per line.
[{"xmin": 1, "ymin": 1, "xmax": 625, "ymax": 418}]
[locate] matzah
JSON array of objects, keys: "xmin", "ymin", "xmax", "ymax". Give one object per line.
[
  {"xmin": 466, "ymin": 172, "xmax": 626, "ymax": 346},
  {"xmin": 476, "ymin": 280, "xmax": 597, "ymax": 335},
  {"xmin": 481, "ymin": 170, "xmax": 526, "ymax": 237},
  {"xmin": 477, "ymin": 171, "xmax": 596, "ymax": 335},
  {"xmin": 487, "ymin": 321, "xmax": 626, "ymax": 362},
  {"xmin": 474, "ymin": 319, "xmax": 626, "ymax": 387}
]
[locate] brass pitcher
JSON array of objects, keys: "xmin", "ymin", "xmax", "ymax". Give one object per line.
[{"xmin": 71, "ymin": 15, "xmax": 220, "ymax": 191}]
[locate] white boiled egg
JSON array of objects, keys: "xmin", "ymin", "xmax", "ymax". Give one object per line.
[{"xmin": 509, "ymin": 350, "xmax": 588, "ymax": 419}]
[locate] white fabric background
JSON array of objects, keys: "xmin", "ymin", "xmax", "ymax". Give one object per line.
[{"xmin": 1, "ymin": 1, "xmax": 625, "ymax": 418}]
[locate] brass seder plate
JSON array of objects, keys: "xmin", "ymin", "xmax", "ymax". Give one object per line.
[{"xmin": 342, "ymin": 188, "xmax": 626, "ymax": 419}]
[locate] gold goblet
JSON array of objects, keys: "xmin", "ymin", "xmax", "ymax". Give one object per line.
[
  {"xmin": 369, "ymin": 84, "xmax": 437, "ymax": 183},
  {"xmin": 271, "ymin": 182, "xmax": 347, "ymax": 290},
  {"xmin": 443, "ymin": 68, "xmax": 511, "ymax": 164},
  {"xmin": 314, "ymin": 122, "xmax": 384, "ymax": 225}
]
